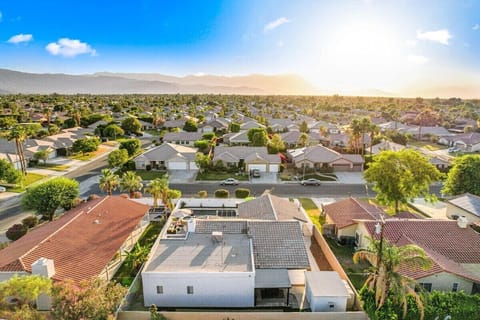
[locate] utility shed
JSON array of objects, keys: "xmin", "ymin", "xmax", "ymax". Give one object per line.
[{"xmin": 305, "ymin": 271, "xmax": 350, "ymax": 312}]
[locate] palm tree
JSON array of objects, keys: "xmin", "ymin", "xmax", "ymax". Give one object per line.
[
  {"xmin": 349, "ymin": 118, "xmax": 362, "ymax": 154},
  {"xmin": 7, "ymin": 125, "xmax": 27, "ymax": 175},
  {"xmin": 99, "ymin": 169, "xmax": 119, "ymax": 196},
  {"xmin": 119, "ymin": 171, "xmax": 143, "ymax": 198},
  {"xmin": 354, "ymin": 238, "xmax": 432, "ymax": 319},
  {"xmin": 145, "ymin": 178, "xmax": 166, "ymax": 208},
  {"xmin": 368, "ymin": 123, "xmax": 380, "ymax": 155}
]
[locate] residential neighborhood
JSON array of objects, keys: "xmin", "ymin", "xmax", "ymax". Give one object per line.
[{"xmin": 0, "ymin": 93, "xmax": 479, "ymax": 319}]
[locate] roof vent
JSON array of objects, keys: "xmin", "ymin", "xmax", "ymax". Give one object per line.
[
  {"xmin": 212, "ymin": 231, "xmax": 223, "ymax": 242},
  {"xmin": 457, "ymin": 216, "xmax": 468, "ymax": 229},
  {"xmin": 94, "ymin": 219, "xmax": 101, "ymax": 224}
]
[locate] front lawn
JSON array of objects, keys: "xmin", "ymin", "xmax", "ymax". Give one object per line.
[
  {"xmin": 298, "ymin": 198, "xmax": 325, "ymax": 230},
  {"xmin": 135, "ymin": 170, "xmax": 166, "ymax": 181},
  {"xmin": 68, "ymin": 145, "xmax": 109, "ymax": 161},
  {"xmin": 33, "ymin": 163, "xmax": 70, "ymax": 171},
  {"xmin": 408, "ymin": 141, "xmax": 446, "ymax": 151},
  {"xmin": 196, "ymin": 172, "xmax": 249, "ymax": 181},
  {"xmin": 8, "ymin": 172, "xmax": 46, "ymax": 192}
]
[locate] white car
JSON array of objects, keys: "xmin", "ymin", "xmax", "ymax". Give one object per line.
[
  {"xmin": 0, "ymin": 186, "xmax": 6, "ymax": 193},
  {"xmin": 220, "ymin": 178, "xmax": 239, "ymax": 186}
]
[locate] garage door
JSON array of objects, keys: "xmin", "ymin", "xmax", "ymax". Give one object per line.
[
  {"xmin": 269, "ymin": 164, "xmax": 280, "ymax": 173},
  {"xmin": 168, "ymin": 161, "xmax": 187, "ymax": 170},
  {"xmin": 248, "ymin": 164, "xmax": 267, "ymax": 172}
]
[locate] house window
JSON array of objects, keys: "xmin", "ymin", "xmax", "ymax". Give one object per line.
[
  {"xmin": 187, "ymin": 286, "xmax": 194, "ymax": 294},
  {"xmin": 452, "ymin": 283, "xmax": 459, "ymax": 292},
  {"xmin": 418, "ymin": 283, "xmax": 432, "ymax": 292},
  {"xmin": 156, "ymin": 286, "xmax": 163, "ymax": 294}
]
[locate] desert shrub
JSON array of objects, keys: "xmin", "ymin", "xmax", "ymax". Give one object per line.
[
  {"xmin": 6, "ymin": 224, "xmax": 28, "ymax": 241},
  {"xmin": 234, "ymin": 188, "xmax": 250, "ymax": 198},
  {"xmin": 197, "ymin": 190, "xmax": 208, "ymax": 198},
  {"xmin": 21, "ymin": 216, "xmax": 39, "ymax": 228},
  {"xmin": 214, "ymin": 189, "xmax": 229, "ymax": 198}
]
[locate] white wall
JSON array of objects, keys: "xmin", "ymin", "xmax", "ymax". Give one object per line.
[
  {"xmin": 269, "ymin": 164, "xmax": 280, "ymax": 173},
  {"xmin": 288, "ymin": 269, "xmax": 306, "ymax": 285},
  {"xmin": 417, "ymin": 272, "xmax": 474, "ymax": 293},
  {"xmin": 310, "ymin": 296, "xmax": 347, "ymax": 312},
  {"xmin": 142, "ymin": 271, "xmax": 255, "ymax": 307}
]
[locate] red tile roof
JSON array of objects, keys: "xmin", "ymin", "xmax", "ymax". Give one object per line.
[
  {"xmin": 363, "ymin": 219, "xmax": 480, "ymax": 282},
  {"xmin": 0, "ymin": 196, "xmax": 149, "ymax": 283},
  {"xmin": 323, "ymin": 198, "xmax": 385, "ymax": 228}
]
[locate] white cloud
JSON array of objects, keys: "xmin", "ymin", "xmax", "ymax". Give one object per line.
[
  {"xmin": 473, "ymin": 24, "xmax": 480, "ymax": 30},
  {"xmin": 7, "ymin": 33, "xmax": 33, "ymax": 44},
  {"xmin": 416, "ymin": 29, "xmax": 452, "ymax": 45},
  {"xmin": 405, "ymin": 39, "xmax": 417, "ymax": 47},
  {"xmin": 263, "ymin": 17, "xmax": 290, "ymax": 33},
  {"xmin": 45, "ymin": 38, "xmax": 97, "ymax": 57},
  {"xmin": 408, "ymin": 54, "xmax": 429, "ymax": 64}
]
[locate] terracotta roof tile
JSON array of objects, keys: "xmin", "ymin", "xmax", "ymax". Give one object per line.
[
  {"xmin": 0, "ymin": 196, "xmax": 149, "ymax": 283},
  {"xmin": 323, "ymin": 198, "xmax": 385, "ymax": 228}
]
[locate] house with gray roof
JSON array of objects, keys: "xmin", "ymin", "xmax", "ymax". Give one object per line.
[
  {"xmin": 240, "ymin": 120, "xmax": 265, "ymax": 130},
  {"xmin": 222, "ymin": 130, "xmax": 250, "ymax": 145},
  {"xmin": 163, "ymin": 132, "xmax": 203, "ymax": 146},
  {"xmin": 213, "ymin": 146, "xmax": 281, "ymax": 173},
  {"xmin": 198, "ymin": 117, "xmax": 230, "ymax": 133},
  {"xmin": 280, "ymin": 131, "xmax": 320, "ymax": 148},
  {"xmin": 288, "ymin": 145, "xmax": 364, "ymax": 172},
  {"xmin": 445, "ymin": 193, "xmax": 480, "ymax": 224},
  {"xmin": 238, "ymin": 193, "xmax": 308, "ymax": 222},
  {"xmin": 439, "ymin": 132, "xmax": 480, "ymax": 152},
  {"xmin": 370, "ymin": 139, "xmax": 406, "ymax": 155},
  {"xmin": 133, "ymin": 143, "xmax": 198, "ymax": 171}
]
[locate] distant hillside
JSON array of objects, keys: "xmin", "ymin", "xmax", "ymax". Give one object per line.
[{"xmin": 0, "ymin": 69, "xmax": 314, "ymax": 95}]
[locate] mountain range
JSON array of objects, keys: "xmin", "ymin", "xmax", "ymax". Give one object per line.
[{"xmin": 0, "ymin": 69, "xmax": 315, "ymax": 95}]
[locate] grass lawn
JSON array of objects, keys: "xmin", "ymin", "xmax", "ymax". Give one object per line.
[
  {"xmin": 325, "ymin": 237, "xmax": 369, "ymax": 290},
  {"xmin": 408, "ymin": 141, "xmax": 446, "ymax": 151},
  {"xmin": 298, "ymin": 198, "xmax": 325, "ymax": 230},
  {"xmin": 34, "ymin": 163, "xmax": 70, "ymax": 171},
  {"xmin": 196, "ymin": 172, "xmax": 249, "ymax": 181},
  {"xmin": 145, "ymin": 129, "xmax": 161, "ymax": 136},
  {"xmin": 9, "ymin": 172, "xmax": 46, "ymax": 192},
  {"xmin": 135, "ymin": 170, "xmax": 166, "ymax": 180},
  {"xmin": 68, "ymin": 145, "xmax": 109, "ymax": 161}
]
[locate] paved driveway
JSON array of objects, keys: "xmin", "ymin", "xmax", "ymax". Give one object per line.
[
  {"xmin": 168, "ymin": 170, "xmax": 198, "ymax": 183},
  {"xmin": 334, "ymin": 172, "xmax": 365, "ymax": 184},
  {"xmin": 249, "ymin": 172, "xmax": 278, "ymax": 184}
]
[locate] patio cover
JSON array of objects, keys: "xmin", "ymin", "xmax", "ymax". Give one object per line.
[{"xmin": 255, "ymin": 269, "xmax": 291, "ymax": 288}]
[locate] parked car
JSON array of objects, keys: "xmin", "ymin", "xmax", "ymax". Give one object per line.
[
  {"xmin": 448, "ymin": 147, "xmax": 459, "ymax": 153},
  {"xmin": 220, "ymin": 178, "xmax": 239, "ymax": 186},
  {"xmin": 0, "ymin": 186, "xmax": 6, "ymax": 193},
  {"xmin": 301, "ymin": 178, "xmax": 321, "ymax": 186},
  {"xmin": 251, "ymin": 169, "xmax": 261, "ymax": 178}
]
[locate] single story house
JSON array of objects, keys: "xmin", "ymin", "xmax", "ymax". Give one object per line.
[
  {"xmin": 403, "ymin": 126, "xmax": 453, "ymax": 140},
  {"xmin": 438, "ymin": 132, "xmax": 480, "ymax": 152},
  {"xmin": 138, "ymin": 119, "xmax": 154, "ymax": 131},
  {"xmin": 134, "ymin": 143, "xmax": 198, "ymax": 171},
  {"xmin": 280, "ymin": 131, "xmax": 320, "ymax": 148},
  {"xmin": 355, "ymin": 219, "xmax": 480, "ymax": 294},
  {"xmin": 288, "ymin": 145, "xmax": 365, "ymax": 172},
  {"xmin": 370, "ymin": 139, "xmax": 406, "ymax": 155},
  {"xmin": 238, "ymin": 193, "xmax": 309, "ymax": 222},
  {"xmin": 163, "ymin": 132, "xmax": 203, "ymax": 146},
  {"xmin": 445, "ymin": 193, "xmax": 480, "ymax": 224},
  {"xmin": 161, "ymin": 119, "xmax": 187, "ymax": 130},
  {"xmin": 198, "ymin": 118, "xmax": 230, "ymax": 133},
  {"xmin": 328, "ymin": 134, "xmax": 350, "ymax": 148},
  {"xmin": 222, "ymin": 131, "xmax": 250, "ymax": 145},
  {"xmin": 0, "ymin": 196, "xmax": 150, "ymax": 284},
  {"xmin": 309, "ymin": 121, "xmax": 340, "ymax": 134},
  {"xmin": 240, "ymin": 120, "xmax": 266, "ymax": 131},
  {"xmin": 268, "ymin": 119, "xmax": 294, "ymax": 132},
  {"xmin": 213, "ymin": 146, "xmax": 281, "ymax": 173}
]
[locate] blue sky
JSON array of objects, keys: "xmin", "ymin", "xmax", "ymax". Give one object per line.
[{"xmin": 0, "ymin": 0, "xmax": 479, "ymax": 96}]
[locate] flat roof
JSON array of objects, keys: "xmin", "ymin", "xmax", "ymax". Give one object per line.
[
  {"xmin": 305, "ymin": 271, "xmax": 350, "ymax": 297},
  {"xmin": 144, "ymin": 233, "xmax": 253, "ymax": 273},
  {"xmin": 255, "ymin": 269, "xmax": 291, "ymax": 288}
]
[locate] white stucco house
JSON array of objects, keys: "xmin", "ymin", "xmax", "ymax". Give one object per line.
[{"xmin": 133, "ymin": 143, "xmax": 198, "ymax": 171}]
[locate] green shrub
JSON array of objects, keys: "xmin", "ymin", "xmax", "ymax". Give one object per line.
[
  {"xmin": 6, "ymin": 224, "xmax": 28, "ymax": 241},
  {"xmin": 21, "ymin": 216, "xmax": 39, "ymax": 228},
  {"xmin": 214, "ymin": 189, "xmax": 229, "ymax": 198},
  {"xmin": 234, "ymin": 188, "xmax": 250, "ymax": 198},
  {"xmin": 198, "ymin": 190, "xmax": 208, "ymax": 198}
]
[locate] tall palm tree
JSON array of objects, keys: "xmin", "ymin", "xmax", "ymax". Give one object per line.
[
  {"xmin": 7, "ymin": 125, "xmax": 27, "ymax": 175},
  {"xmin": 99, "ymin": 169, "xmax": 119, "ymax": 196},
  {"xmin": 349, "ymin": 118, "xmax": 362, "ymax": 154},
  {"xmin": 145, "ymin": 178, "xmax": 166, "ymax": 208},
  {"xmin": 354, "ymin": 238, "xmax": 432, "ymax": 319},
  {"xmin": 368, "ymin": 123, "xmax": 380, "ymax": 155},
  {"xmin": 119, "ymin": 171, "xmax": 143, "ymax": 198}
]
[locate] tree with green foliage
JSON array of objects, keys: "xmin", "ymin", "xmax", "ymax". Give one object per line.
[
  {"xmin": 48, "ymin": 124, "xmax": 60, "ymax": 135},
  {"xmin": 145, "ymin": 178, "xmax": 166, "ymax": 208},
  {"xmin": 442, "ymin": 154, "xmax": 480, "ymax": 196},
  {"xmin": 297, "ymin": 132, "xmax": 309, "ymax": 147},
  {"xmin": 195, "ymin": 152, "xmax": 211, "ymax": 172},
  {"xmin": 22, "ymin": 177, "xmax": 79, "ymax": 221},
  {"xmin": 299, "ymin": 120, "xmax": 309, "ymax": 133},
  {"xmin": 33, "ymin": 148, "xmax": 52, "ymax": 165},
  {"xmin": 234, "ymin": 188, "xmax": 250, "ymax": 198},
  {"xmin": 364, "ymin": 149, "xmax": 442, "ymax": 213},
  {"xmin": 6, "ymin": 223, "xmax": 28, "ymax": 241},
  {"xmin": 51, "ymin": 278, "xmax": 126, "ymax": 320},
  {"xmin": 119, "ymin": 138, "xmax": 141, "ymax": 156},
  {"xmin": 0, "ymin": 159, "xmax": 21, "ymax": 184},
  {"xmin": 99, "ymin": 169, "xmax": 119, "ymax": 196},
  {"xmin": 72, "ymin": 137, "xmax": 100, "ymax": 155},
  {"xmin": 120, "ymin": 171, "xmax": 143, "ymax": 198},
  {"xmin": 0, "ymin": 274, "xmax": 52, "ymax": 308},
  {"xmin": 107, "ymin": 149, "xmax": 129, "ymax": 168},
  {"xmin": 214, "ymin": 189, "xmax": 230, "ymax": 198},
  {"xmin": 193, "ymin": 139, "xmax": 209, "ymax": 152},
  {"xmin": 354, "ymin": 239, "xmax": 431, "ymax": 320},
  {"xmin": 121, "ymin": 117, "xmax": 142, "ymax": 134},
  {"xmin": 0, "ymin": 116, "xmax": 17, "ymax": 129},
  {"xmin": 183, "ymin": 119, "xmax": 198, "ymax": 132},
  {"xmin": 247, "ymin": 128, "xmax": 268, "ymax": 146},
  {"xmin": 229, "ymin": 122, "xmax": 240, "ymax": 133},
  {"xmin": 7, "ymin": 125, "xmax": 28, "ymax": 175},
  {"xmin": 201, "ymin": 132, "xmax": 215, "ymax": 140},
  {"xmin": 267, "ymin": 133, "xmax": 285, "ymax": 154},
  {"xmin": 103, "ymin": 124, "xmax": 124, "ymax": 139}
]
